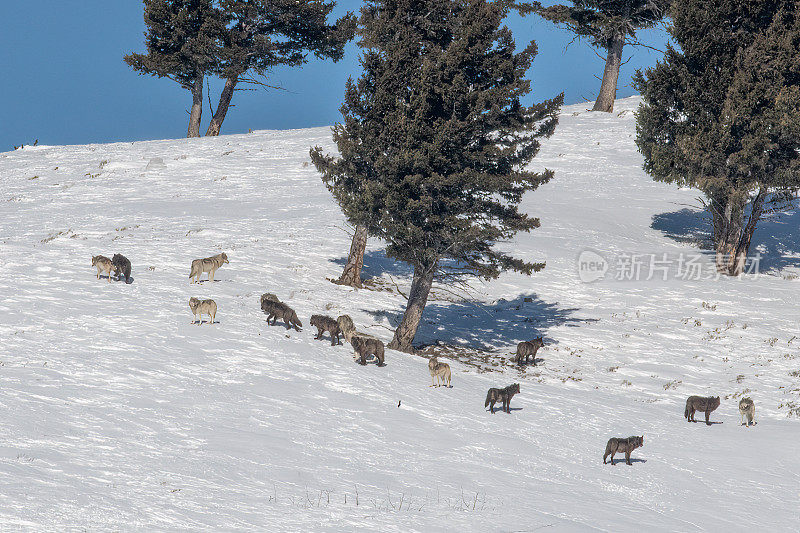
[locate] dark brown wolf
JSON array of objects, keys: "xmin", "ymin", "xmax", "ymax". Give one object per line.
[
  {"xmin": 485, "ymin": 383, "xmax": 520, "ymax": 413},
  {"xmin": 310, "ymin": 314, "xmax": 341, "ymax": 345},
  {"xmin": 351, "ymin": 335, "xmax": 385, "ymax": 366},
  {"xmin": 261, "ymin": 299, "xmax": 302, "ymax": 331},
  {"xmin": 515, "ymin": 336, "xmax": 544, "ymax": 365},
  {"xmin": 111, "ymin": 253, "xmax": 132, "ymax": 283},
  {"xmin": 685, "ymin": 395, "xmax": 721, "ymax": 425},
  {"xmin": 603, "ymin": 436, "xmax": 644, "ymax": 465}
]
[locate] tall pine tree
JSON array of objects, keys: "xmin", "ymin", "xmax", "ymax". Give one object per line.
[
  {"xmin": 635, "ymin": 1, "xmax": 800, "ymax": 275},
  {"xmin": 518, "ymin": 0, "xmax": 669, "ymax": 112},
  {"xmin": 125, "ymin": 0, "xmax": 222, "ymax": 137},
  {"xmin": 312, "ymin": 0, "xmax": 562, "ymax": 351},
  {"xmin": 205, "ymin": 0, "xmax": 356, "ymax": 136}
]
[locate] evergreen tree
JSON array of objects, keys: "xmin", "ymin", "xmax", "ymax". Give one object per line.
[
  {"xmin": 518, "ymin": 0, "xmax": 669, "ymax": 112},
  {"xmin": 205, "ymin": 0, "xmax": 357, "ymax": 136},
  {"xmin": 312, "ymin": 0, "xmax": 562, "ymax": 351},
  {"xmin": 635, "ymin": 1, "xmax": 800, "ymax": 275},
  {"xmin": 125, "ymin": 0, "xmax": 222, "ymax": 137}
]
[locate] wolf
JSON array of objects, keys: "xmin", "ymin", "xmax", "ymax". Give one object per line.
[
  {"xmin": 189, "ymin": 252, "xmax": 229, "ymax": 283},
  {"xmin": 260, "ymin": 293, "xmax": 281, "ymax": 306},
  {"xmin": 515, "ymin": 336, "xmax": 544, "ymax": 365},
  {"xmin": 92, "ymin": 255, "xmax": 114, "ymax": 282},
  {"xmin": 603, "ymin": 436, "xmax": 644, "ymax": 465},
  {"xmin": 485, "ymin": 383, "xmax": 520, "ymax": 414},
  {"xmin": 310, "ymin": 314, "xmax": 341, "ymax": 345},
  {"xmin": 739, "ymin": 397, "xmax": 755, "ymax": 427},
  {"xmin": 428, "ymin": 356, "xmax": 452, "ymax": 387},
  {"xmin": 111, "ymin": 253, "xmax": 132, "ymax": 283},
  {"xmin": 685, "ymin": 395, "xmax": 721, "ymax": 425},
  {"xmin": 261, "ymin": 299, "xmax": 302, "ymax": 331},
  {"xmin": 189, "ymin": 297, "xmax": 217, "ymax": 325},
  {"xmin": 337, "ymin": 315, "xmax": 356, "ymax": 342},
  {"xmin": 351, "ymin": 335, "xmax": 385, "ymax": 366}
]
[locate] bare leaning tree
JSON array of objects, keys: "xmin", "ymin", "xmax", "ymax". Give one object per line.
[
  {"xmin": 125, "ymin": 0, "xmax": 356, "ymax": 138},
  {"xmin": 517, "ymin": 1, "xmax": 670, "ymax": 112}
]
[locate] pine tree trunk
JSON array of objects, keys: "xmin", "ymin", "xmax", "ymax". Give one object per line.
[
  {"xmin": 188, "ymin": 75, "xmax": 204, "ymax": 138},
  {"xmin": 205, "ymin": 76, "xmax": 239, "ymax": 137},
  {"xmin": 593, "ymin": 35, "xmax": 625, "ymax": 113},
  {"xmin": 337, "ymin": 225, "xmax": 368, "ymax": 288},
  {"xmin": 713, "ymin": 190, "xmax": 766, "ymax": 276},
  {"xmin": 388, "ymin": 262, "xmax": 436, "ymax": 352}
]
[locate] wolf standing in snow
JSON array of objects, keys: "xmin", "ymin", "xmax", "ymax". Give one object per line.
[
  {"xmin": 739, "ymin": 397, "xmax": 755, "ymax": 427},
  {"xmin": 485, "ymin": 383, "xmax": 520, "ymax": 413},
  {"xmin": 351, "ymin": 335, "xmax": 385, "ymax": 366},
  {"xmin": 111, "ymin": 253, "xmax": 132, "ymax": 283},
  {"xmin": 684, "ymin": 395, "xmax": 721, "ymax": 425},
  {"xmin": 92, "ymin": 255, "xmax": 114, "ymax": 282},
  {"xmin": 603, "ymin": 436, "xmax": 644, "ymax": 465},
  {"xmin": 189, "ymin": 297, "xmax": 217, "ymax": 325},
  {"xmin": 261, "ymin": 299, "xmax": 302, "ymax": 331},
  {"xmin": 310, "ymin": 314, "xmax": 341, "ymax": 345},
  {"xmin": 515, "ymin": 336, "xmax": 544, "ymax": 365},
  {"xmin": 189, "ymin": 252, "xmax": 229, "ymax": 283},
  {"xmin": 428, "ymin": 356, "xmax": 451, "ymax": 387}
]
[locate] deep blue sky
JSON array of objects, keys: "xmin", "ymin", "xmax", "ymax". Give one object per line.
[{"xmin": 1, "ymin": 1, "xmax": 669, "ymax": 151}]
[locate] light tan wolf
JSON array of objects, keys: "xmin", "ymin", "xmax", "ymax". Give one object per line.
[
  {"xmin": 337, "ymin": 315, "xmax": 356, "ymax": 342},
  {"xmin": 92, "ymin": 255, "xmax": 114, "ymax": 282},
  {"xmin": 603, "ymin": 436, "xmax": 644, "ymax": 465},
  {"xmin": 189, "ymin": 297, "xmax": 217, "ymax": 325},
  {"xmin": 739, "ymin": 397, "xmax": 755, "ymax": 427},
  {"xmin": 189, "ymin": 252, "xmax": 229, "ymax": 283},
  {"xmin": 428, "ymin": 356, "xmax": 451, "ymax": 387}
]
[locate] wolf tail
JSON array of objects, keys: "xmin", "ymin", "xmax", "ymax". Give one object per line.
[
  {"xmin": 484, "ymin": 390, "xmax": 492, "ymax": 408},
  {"xmin": 684, "ymin": 403, "xmax": 689, "ymax": 419}
]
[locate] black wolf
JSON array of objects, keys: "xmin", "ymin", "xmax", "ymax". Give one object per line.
[
  {"xmin": 112, "ymin": 253, "xmax": 132, "ymax": 283},
  {"xmin": 485, "ymin": 383, "xmax": 520, "ymax": 413}
]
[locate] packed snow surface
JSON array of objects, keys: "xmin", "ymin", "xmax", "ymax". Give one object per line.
[{"xmin": 1, "ymin": 98, "xmax": 799, "ymax": 531}]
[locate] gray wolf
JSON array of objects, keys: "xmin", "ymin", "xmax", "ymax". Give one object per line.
[
  {"xmin": 189, "ymin": 252, "xmax": 229, "ymax": 283},
  {"xmin": 261, "ymin": 299, "xmax": 302, "ymax": 331},
  {"xmin": 189, "ymin": 297, "xmax": 217, "ymax": 325},
  {"xmin": 485, "ymin": 383, "xmax": 520, "ymax": 413},
  {"xmin": 351, "ymin": 335, "xmax": 385, "ymax": 366},
  {"xmin": 260, "ymin": 293, "xmax": 281, "ymax": 306},
  {"xmin": 603, "ymin": 436, "xmax": 644, "ymax": 465},
  {"xmin": 739, "ymin": 397, "xmax": 755, "ymax": 427},
  {"xmin": 428, "ymin": 356, "xmax": 451, "ymax": 387},
  {"xmin": 92, "ymin": 255, "xmax": 114, "ymax": 282},
  {"xmin": 310, "ymin": 315, "xmax": 341, "ymax": 345},
  {"xmin": 685, "ymin": 395, "xmax": 721, "ymax": 425},
  {"xmin": 111, "ymin": 253, "xmax": 132, "ymax": 283},
  {"xmin": 515, "ymin": 336, "xmax": 544, "ymax": 365},
  {"xmin": 337, "ymin": 315, "xmax": 356, "ymax": 342}
]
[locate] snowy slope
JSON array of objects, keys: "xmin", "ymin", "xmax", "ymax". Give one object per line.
[{"xmin": 1, "ymin": 97, "xmax": 799, "ymax": 531}]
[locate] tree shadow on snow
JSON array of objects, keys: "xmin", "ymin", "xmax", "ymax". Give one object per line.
[
  {"xmin": 365, "ymin": 293, "xmax": 598, "ymax": 351},
  {"xmin": 330, "ymin": 250, "xmax": 412, "ymax": 279},
  {"xmin": 652, "ymin": 201, "xmax": 800, "ymax": 272}
]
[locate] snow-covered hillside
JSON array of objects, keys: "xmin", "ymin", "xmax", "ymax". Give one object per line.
[{"xmin": 1, "ymin": 97, "xmax": 799, "ymax": 531}]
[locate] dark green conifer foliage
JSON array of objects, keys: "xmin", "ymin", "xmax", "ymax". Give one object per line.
[
  {"xmin": 124, "ymin": 0, "xmax": 222, "ymax": 137},
  {"xmin": 312, "ymin": 0, "xmax": 562, "ymax": 350},
  {"xmin": 635, "ymin": 1, "xmax": 800, "ymax": 275},
  {"xmin": 518, "ymin": 0, "xmax": 669, "ymax": 112},
  {"xmin": 205, "ymin": 1, "xmax": 357, "ymax": 136}
]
